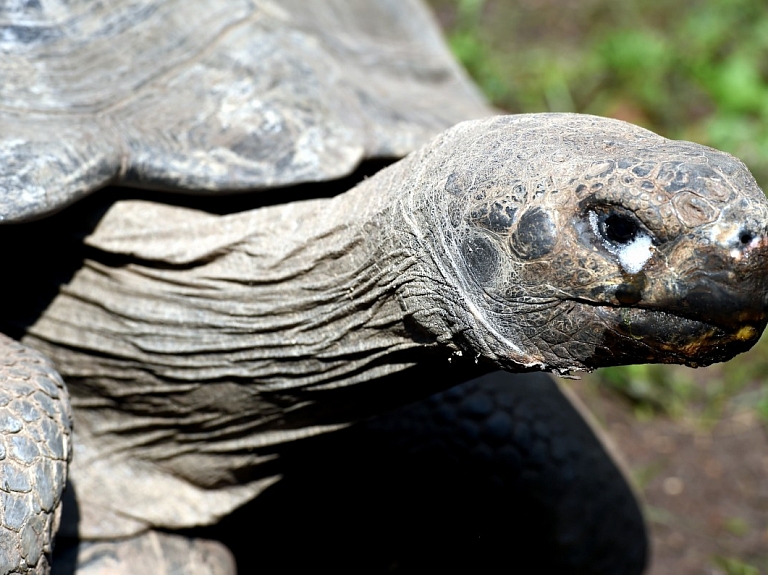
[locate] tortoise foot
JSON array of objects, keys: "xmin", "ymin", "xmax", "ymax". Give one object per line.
[{"xmin": 52, "ymin": 532, "xmax": 236, "ymax": 575}]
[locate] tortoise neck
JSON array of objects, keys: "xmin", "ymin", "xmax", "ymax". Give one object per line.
[
  {"xmin": 21, "ymin": 164, "xmax": 468, "ymax": 510},
  {"xmin": 26, "ymin": 171, "xmax": 440, "ymax": 394}
]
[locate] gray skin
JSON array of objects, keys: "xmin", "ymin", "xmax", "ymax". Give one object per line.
[
  {"xmin": 15, "ymin": 114, "xmax": 768, "ymax": 554},
  {"xmin": 0, "ymin": 334, "xmax": 70, "ymax": 575},
  {"xmin": 0, "ymin": 0, "xmax": 491, "ymax": 571},
  {"xmin": 2, "ymin": 2, "xmax": 768, "ymax": 574}
]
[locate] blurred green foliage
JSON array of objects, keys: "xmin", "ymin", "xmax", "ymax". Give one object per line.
[
  {"xmin": 713, "ymin": 556, "xmax": 761, "ymax": 575},
  {"xmin": 599, "ymin": 340, "xmax": 768, "ymax": 423},
  {"xmin": 723, "ymin": 517, "xmax": 751, "ymax": 537},
  {"xmin": 432, "ymin": 0, "xmax": 768, "ymax": 185},
  {"xmin": 428, "ymin": 0, "xmax": 768, "ymax": 421}
]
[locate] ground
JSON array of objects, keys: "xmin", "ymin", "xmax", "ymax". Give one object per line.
[{"xmin": 571, "ymin": 370, "xmax": 768, "ymax": 574}]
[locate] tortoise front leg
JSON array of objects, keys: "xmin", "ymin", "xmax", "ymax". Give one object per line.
[
  {"xmin": 52, "ymin": 532, "xmax": 235, "ymax": 575},
  {"xmin": 0, "ymin": 334, "xmax": 71, "ymax": 575}
]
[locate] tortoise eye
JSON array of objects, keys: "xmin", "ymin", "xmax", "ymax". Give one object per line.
[
  {"xmin": 588, "ymin": 208, "xmax": 655, "ymax": 274},
  {"xmin": 599, "ymin": 213, "xmax": 639, "ymax": 245}
]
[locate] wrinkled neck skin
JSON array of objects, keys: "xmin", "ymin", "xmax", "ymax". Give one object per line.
[
  {"xmin": 28, "ymin": 163, "xmax": 477, "ymax": 394},
  {"xmin": 26, "ymin": 113, "xmax": 768, "ymax": 437},
  {"xmin": 23, "ymin": 152, "xmax": 496, "ymax": 536},
  {"xmin": 387, "ymin": 152, "xmax": 541, "ymax": 369},
  {"xmin": 23, "ymin": 154, "xmax": 497, "ymax": 538},
  {"xmin": 387, "ymin": 135, "xmax": 571, "ymax": 373}
]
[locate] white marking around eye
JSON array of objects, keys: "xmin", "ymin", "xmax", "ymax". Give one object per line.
[
  {"xmin": 589, "ymin": 211, "xmax": 654, "ymax": 274},
  {"xmin": 710, "ymin": 221, "xmax": 740, "ymax": 249},
  {"xmin": 709, "ymin": 221, "xmax": 760, "ymax": 261}
]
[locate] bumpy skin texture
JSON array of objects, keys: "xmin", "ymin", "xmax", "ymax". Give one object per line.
[
  {"xmin": 0, "ymin": 0, "xmax": 489, "ymax": 223},
  {"xmin": 393, "ymin": 114, "xmax": 768, "ymax": 372},
  {"xmin": 0, "ymin": 334, "xmax": 71, "ymax": 575},
  {"xmin": 12, "ymin": 114, "xmax": 768, "ymax": 541}
]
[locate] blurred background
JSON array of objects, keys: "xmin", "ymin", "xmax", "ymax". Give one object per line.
[{"xmin": 426, "ymin": 1, "xmax": 768, "ymax": 573}]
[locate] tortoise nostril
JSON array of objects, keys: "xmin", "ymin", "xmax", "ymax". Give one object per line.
[{"xmin": 615, "ymin": 283, "xmax": 642, "ymax": 305}]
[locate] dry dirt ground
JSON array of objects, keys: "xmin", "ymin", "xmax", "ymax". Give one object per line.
[{"xmin": 570, "ymin": 375, "xmax": 768, "ymax": 575}]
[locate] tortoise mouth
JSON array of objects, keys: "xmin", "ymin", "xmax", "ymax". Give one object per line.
[{"xmin": 591, "ymin": 303, "xmax": 763, "ymax": 367}]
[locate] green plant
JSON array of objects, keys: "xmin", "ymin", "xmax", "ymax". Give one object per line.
[
  {"xmin": 431, "ymin": 0, "xmax": 768, "ymax": 187},
  {"xmin": 712, "ymin": 556, "xmax": 760, "ymax": 575}
]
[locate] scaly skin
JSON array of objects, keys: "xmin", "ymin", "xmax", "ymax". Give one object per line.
[
  {"xmin": 0, "ymin": 334, "xmax": 71, "ymax": 575},
  {"xmin": 13, "ymin": 114, "xmax": 768, "ymax": 543}
]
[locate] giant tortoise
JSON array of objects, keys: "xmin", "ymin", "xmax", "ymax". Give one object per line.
[{"xmin": 2, "ymin": 1, "xmax": 768, "ymax": 573}]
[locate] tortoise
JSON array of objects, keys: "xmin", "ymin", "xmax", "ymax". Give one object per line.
[{"xmin": 2, "ymin": 0, "xmax": 768, "ymax": 573}]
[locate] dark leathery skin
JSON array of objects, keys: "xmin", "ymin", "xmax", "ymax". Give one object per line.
[{"xmin": 407, "ymin": 114, "xmax": 768, "ymax": 372}]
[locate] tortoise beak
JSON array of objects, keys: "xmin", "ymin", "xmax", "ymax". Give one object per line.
[
  {"xmin": 626, "ymin": 218, "xmax": 768, "ymax": 344},
  {"xmin": 673, "ymin": 271, "xmax": 768, "ymax": 331}
]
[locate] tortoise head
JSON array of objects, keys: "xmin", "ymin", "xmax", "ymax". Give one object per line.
[{"xmin": 399, "ymin": 114, "xmax": 768, "ymax": 373}]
